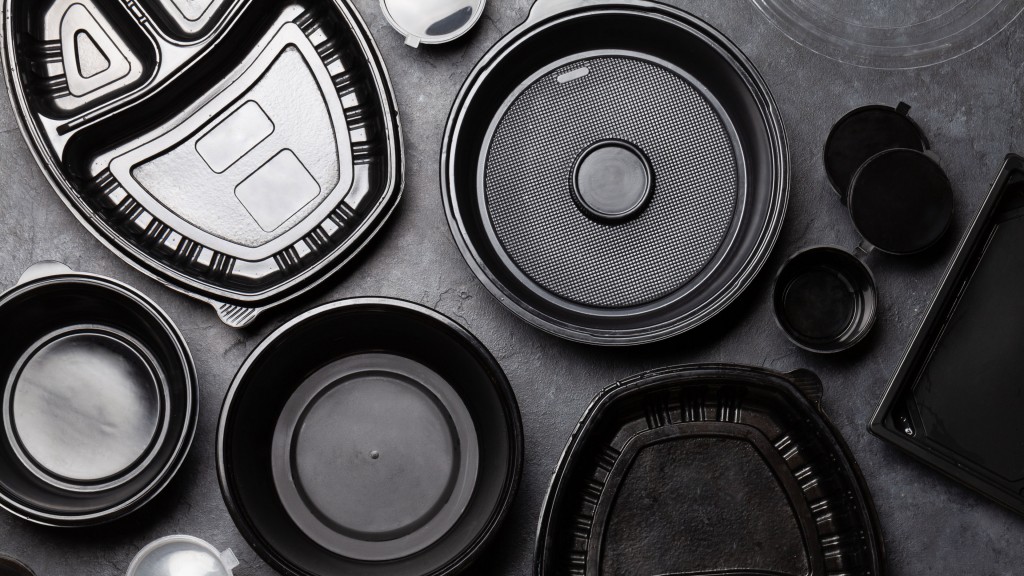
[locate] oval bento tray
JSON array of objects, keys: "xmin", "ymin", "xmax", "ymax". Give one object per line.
[
  {"xmin": 1, "ymin": 0, "xmax": 403, "ymax": 327},
  {"xmin": 537, "ymin": 364, "xmax": 885, "ymax": 576}
]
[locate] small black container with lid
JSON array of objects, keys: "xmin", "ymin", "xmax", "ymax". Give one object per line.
[{"xmin": 775, "ymin": 103, "xmax": 955, "ymax": 353}]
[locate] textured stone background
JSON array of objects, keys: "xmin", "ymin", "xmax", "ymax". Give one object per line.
[{"xmin": 0, "ymin": 0, "xmax": 1022, "ymax": 574}]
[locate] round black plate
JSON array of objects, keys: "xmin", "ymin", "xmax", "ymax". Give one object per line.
[
  {"xmin": 774, "ymin": 247, "xmax": 878, "ymax": 353},
  {"xmin": 442, "ymin": 0, "xmax": 788, "ymax": 345}
]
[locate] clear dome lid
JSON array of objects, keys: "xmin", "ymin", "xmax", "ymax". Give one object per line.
[
  {"xmin": 380, "ymin": 0, "xmax": 486, "ymax": 47},
  {"xmin": 750, "ymin": 0, "xmax": 1024, "ymax": 68}
]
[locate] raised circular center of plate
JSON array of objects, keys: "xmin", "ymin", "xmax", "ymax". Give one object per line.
[
  {"xmin": 8, "ymin": 329, "xmax": 163, "ymax": 485},
  {"xmin": 572, "ymin": 140, "xmax": 654, "ymax": 223},
  {"xmin": 782, "ymin": 268, "xmax": 857, "ymax": 341},
  {"xmin": 296, "ymin": 377, "xmax": 455, "ymax": 536},
  {"xmin": 272, "ymin": 353, "xmax": 479, "ymax": 562}
]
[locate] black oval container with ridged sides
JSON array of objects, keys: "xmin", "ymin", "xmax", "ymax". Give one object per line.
[
  {"xmin": 218, "ymin": 298, "xmax": 523, "ymax": 576},
  {"xmin": 2, "ymin": 0, "xmax": 403, "ymax": 327},
  {"xmin": 442, "ymin": 0, "xmax": 789, "ymax": 346},
  {"xmin": 537, "ymin": 364, "xmax": 885, "ymax": 576}
]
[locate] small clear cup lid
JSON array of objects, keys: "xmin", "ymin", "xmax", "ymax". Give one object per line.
[
  {"xmin": 126, "ymin": 536, "xmax": 239, "ymax": 576},
  {"xmin": 380, "ymin": 0, "xmax": 486, "ymax": 47}
]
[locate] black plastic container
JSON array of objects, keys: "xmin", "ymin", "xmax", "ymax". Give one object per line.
[
  {"xmin": 775, "ymin": 103, "xmax": 954, "ymax": 353},
  {"xmin": 824, "ymin": 103, "xmax": 929, "ymax": 202},
  {"xmin": 218, "ymin": 298, "xmax": 523, "ymax": 576},
  {"xmin": 0, "ymin": 262, "xmax": 197, "ymax": 527},
  {"xmin": 442, "ymin": 0, "xmax": 789, "ymax": 346},
  {"xmin": 536, "ymin": 364, "xmax": 885, "ymax": 576},
  {"xmin": 872, "ymin": 154, "xmax": 1024, "ymax": 516},
  {"xmin": 774, "ymin": 247, "xmax": 878, "ymax": 353}
]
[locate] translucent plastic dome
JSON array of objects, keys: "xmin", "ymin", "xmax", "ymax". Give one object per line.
[{"xmin": 750, "ymin": 0, "xmax": 1024, "ymax": 68}]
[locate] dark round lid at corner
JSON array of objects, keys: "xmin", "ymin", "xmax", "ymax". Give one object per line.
[
  {"xmin": 271, "ymin": 353, "xmax": 479, "ymax": 563},
  {"xmin": 825, "ymin": 103, "xmax": 929, "ymax": 199},
  {"xmin": 849, "ymin": 148, "xmax": 955, "ymax": 255},
  {"xmin": 774, "ymin": 247, "xmax": 878, "ymax": 354}
]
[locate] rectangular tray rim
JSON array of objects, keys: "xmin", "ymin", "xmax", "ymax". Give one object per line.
[{"xmin": 869, "ymin": 152, "xmax": 1024, "ymax": 516}]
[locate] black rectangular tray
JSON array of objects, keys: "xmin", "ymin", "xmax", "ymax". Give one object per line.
[{"xmin": 871, "ymin": 153, "xmax": 1024, "ymax": 515}]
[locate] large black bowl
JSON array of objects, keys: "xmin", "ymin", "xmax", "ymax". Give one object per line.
[
  {"xmin": 218, "ymin": 298, "xmax": 523, "ymax": 576},
  {"xmin": 442, "ymin": 0, "xmax": 789, "ymax": 345}
]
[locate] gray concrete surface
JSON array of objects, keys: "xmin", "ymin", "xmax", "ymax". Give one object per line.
[{"xmin": 0, "ymin": 0, "xmax": 1022, "ymax": 574}]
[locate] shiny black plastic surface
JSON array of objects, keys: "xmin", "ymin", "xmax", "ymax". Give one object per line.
[
  {"xmin": 0, "ymin": 271, "xmax": 196, "ymax": 526},
  {"xmin": 218, "ymin": 298, "xmax": 523, "ymax": 576},
  {"xmin": 774, "ymin": 247, "xmax": 877, "ymax": 353},
  {"xmin": 872, "ymin": 154, "xmax": 1024, "ymax": 515},
  {"xmin": 538, "ymin": 365, "xmax": 885, "ymax": 576}
]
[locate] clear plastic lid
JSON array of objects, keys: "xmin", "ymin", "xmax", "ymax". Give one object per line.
[
  {"xmin": 126, "ymin": 536, "xmax": 239, "ymax": 576},
  {"xmin": 380, "ymin": 0, "xmax": 486, "ymax": 47},
  {"xmin": 749, "ymin": 0, "xmax": 1024, "ymax": 69}
]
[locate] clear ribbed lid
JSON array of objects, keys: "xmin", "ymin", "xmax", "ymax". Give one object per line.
[{"xmin": 750, "ymin": 0, "xmax": 1024, "ymax": 68}]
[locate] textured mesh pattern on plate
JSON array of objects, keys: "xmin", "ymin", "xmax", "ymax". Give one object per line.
[{"xmin": 483, "ymin": 56, "xmax": 739, "ymax": 308}]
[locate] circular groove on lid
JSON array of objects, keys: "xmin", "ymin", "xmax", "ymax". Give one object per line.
[
  {"xmin": 571, "ymin": 140, "xmax": 655, "ymax": 224},
  {"xmin": 5, "ymin": 326, "xmax": 167, "ymax": 492}
]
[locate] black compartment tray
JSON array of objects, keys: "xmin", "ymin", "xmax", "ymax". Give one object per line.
[{"xmin": 2, "ymin": 0, "xmax": 403, "ymax": 327}]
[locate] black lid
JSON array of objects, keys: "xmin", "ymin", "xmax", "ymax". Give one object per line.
[
  {"xmin": 824, "ymin": 102, "xmax": 928, "ymax": 201},
  {"xmin": 849, "ymin": 149, "xmax": 955, "ymax": 255}
]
